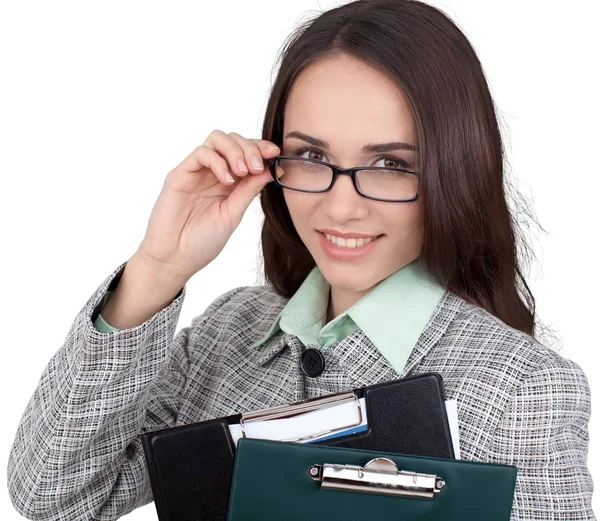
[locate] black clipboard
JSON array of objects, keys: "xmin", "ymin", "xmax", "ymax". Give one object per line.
[{"xmin": 141, "ymin": 372, "xmax": 455, "ymax": 521}]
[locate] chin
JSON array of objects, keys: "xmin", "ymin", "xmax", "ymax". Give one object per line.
[{"xmin": 316, "ymin": 261, "xmax": 383, "ymax": 293}]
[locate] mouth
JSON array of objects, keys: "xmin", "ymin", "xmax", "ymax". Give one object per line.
[
  {"xmin": 321, "ymin": 232, "xmax": 383, "ymax": 248},
  {"xmin": 317, "ymin": 231, "xmax": 385, "ymax": 260}
]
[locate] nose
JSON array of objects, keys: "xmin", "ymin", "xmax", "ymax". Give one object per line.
[{"xmin": 320, "ymin": 172, "xmax": 370, "ymax": 221}]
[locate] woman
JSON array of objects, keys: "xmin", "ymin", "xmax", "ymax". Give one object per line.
[{"xmin": 8, "ymin": 0, "xmax": 595, "ymax": 520}]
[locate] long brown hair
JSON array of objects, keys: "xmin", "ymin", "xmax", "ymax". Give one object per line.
[{"xmin": 258, "ymin": 0, "xmax": 545, "ymax": 340}]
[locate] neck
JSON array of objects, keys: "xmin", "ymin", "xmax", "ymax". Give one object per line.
[{"xmin": 326, "ymin": 284, "xmax": 370, "ymax": 323}]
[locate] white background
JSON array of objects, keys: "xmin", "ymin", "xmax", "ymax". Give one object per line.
[{"xmin": 1, "ymin": 0, "xmax": 598, "ymax": 519}]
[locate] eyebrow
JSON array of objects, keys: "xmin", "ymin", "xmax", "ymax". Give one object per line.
[{"xmin": 284, "ymin": 131, "xmax": 419, "ymax": 153}]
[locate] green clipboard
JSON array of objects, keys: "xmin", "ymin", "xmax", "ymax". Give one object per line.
[{"xmin": 227, "ymin": 438, "xmax": 517, "ymax": 521}]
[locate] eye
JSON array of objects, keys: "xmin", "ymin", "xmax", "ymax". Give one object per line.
[
  {"xmin": 291, "ymin": 147, "xmax": 411, "ymax": 169},
  {"xmin": 373, "ymin": 154, "xmax": 410, "ymax": 169},
  {"xmin": 293, "ymin": 146, "xmax": 327, "ymax": 162}
]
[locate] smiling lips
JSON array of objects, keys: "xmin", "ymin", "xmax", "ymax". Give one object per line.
[
  {"xmin": 317, "ymin": 228, "xmax": 382, "ymax": 246},
  {"xmin": 317, "ymin": 231, "xmax": 383, "ymax": 260}
]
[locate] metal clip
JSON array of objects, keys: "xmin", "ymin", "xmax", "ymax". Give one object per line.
[
  {"xmin": 239, "ymin": 391, "xmax": 362, "ymax": 443},
  {"xmin": 308, "ymin": 457, "xmax": 445, "ymax": 498}
]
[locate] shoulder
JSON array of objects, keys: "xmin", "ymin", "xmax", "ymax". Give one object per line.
[
  {"xmin": 189, "ymin": 283, "xmax": 287, "ymax": 344},
  {"xmin": 435, "ymin": 291, "xmax": 590, "ymax": 405},
  {"xmin": 442, "ymin": 291, "xmax": 580, "ymax": 371},
  {"xmin": 429, "ymin": 292, "xmax": 591, "ymax": 463}
]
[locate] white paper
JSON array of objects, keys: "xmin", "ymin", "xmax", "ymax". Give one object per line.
[
  {"xmin": 445, "ymin": 399, "xmax": 461, "ymax": 459},
  {"xmin": 229, "ymin": 396, "xmax": 461, "ymax": 459}
]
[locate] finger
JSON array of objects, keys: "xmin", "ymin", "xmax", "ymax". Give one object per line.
[
  {"xmin": 177, "ymin": 145, "xmax": 236, "ymax": 185},
  {"xmin": 250, "ymin": 138, "xmax": 281, "ymax": 157},
  {"xmin": 225, "ymin": 170, "xmax": 274, "ymax": 224},
  {"xmin": 228, "ymin": 133, "xmax": 280, "ymax": 175},
  {"xmin": 250, "ymin": 138, "xmax": 282, "ymax": 161},
  {"xmin": 204, "ymin": 129, "xmax": 251, "ymax": 179}
]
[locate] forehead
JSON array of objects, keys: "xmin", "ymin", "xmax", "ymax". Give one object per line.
[{"xmin": 283, "ymin": 54, "xmax": 415, "ymax": 150}]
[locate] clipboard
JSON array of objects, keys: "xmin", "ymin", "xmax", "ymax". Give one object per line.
[
  {"xmin": 141, "ymin": 372, "xmax": 455, "ymax": 521},
  {"xmin": 227, "ymin": 437, "xmax": 518, "ymax": 521}
]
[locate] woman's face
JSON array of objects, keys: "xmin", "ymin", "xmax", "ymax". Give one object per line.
[{"xmin": 282, "ymin": 53, "xmax": 424, "ymax": 301}]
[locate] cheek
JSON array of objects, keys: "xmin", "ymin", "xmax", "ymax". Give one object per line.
[
  {"xmin": 283, "ymin": 191, "xmax": 312, "ymax": 233},
  {"xmin": 409, "ymin": 201, "xmax": 425, "ymax": 232},
  {"xmin": 283, "ymin": 190, "xmax": 298, "ymax": 221},
  {"xmin": 385, "ymin": 201, "xmax": 425, "ymax": 240}
]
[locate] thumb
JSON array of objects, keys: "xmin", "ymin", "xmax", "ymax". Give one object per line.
[{"xmin": 225, "ymin": 170, "xmax": 274, "ymax": 224}]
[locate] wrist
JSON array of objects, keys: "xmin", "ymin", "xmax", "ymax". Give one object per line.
[
  {"xmin": 130, "ymin": 250, "xmax": 190, "ymax": 290},
  {"xmin": 99, "ymin": 253, "xmax": 187, "ymax": 330}
]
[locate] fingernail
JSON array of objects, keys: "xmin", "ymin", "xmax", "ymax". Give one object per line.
[
  {"xmin": 266, "ymin": 144, "xmax": 279, "ymax": 150},
  {"xmin": 237, "ymin": 158, "xmax": 248, "ymax": 172},
  {"xmin": 251, "ymin": 157, "xmax": 264, "ymax": 171},
  {"xmin": 225, "ymin": 171, "xmax": 235, "ymax": 183}
]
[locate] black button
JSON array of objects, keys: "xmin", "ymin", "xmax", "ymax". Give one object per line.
[{"xmin": 301, "ymin": 348, "xmax": 325, "ymax": 377}]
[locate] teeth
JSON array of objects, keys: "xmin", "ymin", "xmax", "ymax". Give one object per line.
[{"xmin": 324, "ymin": 233, "xmax": 378, "ymax": 248}]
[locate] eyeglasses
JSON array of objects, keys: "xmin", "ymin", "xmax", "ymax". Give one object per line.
[{"xmin": 267, "ymin": 156, "xmax": 419, "ymax": 202}]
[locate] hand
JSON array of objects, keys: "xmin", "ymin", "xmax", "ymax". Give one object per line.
[{"xmin": 135, "ymin": 129, "xmax": 280, "ymax": 282}]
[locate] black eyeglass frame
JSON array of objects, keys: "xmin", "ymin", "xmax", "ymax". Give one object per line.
[{"xmin": 267, "ymin": 155, "xmax": 420, "ymax": 203}]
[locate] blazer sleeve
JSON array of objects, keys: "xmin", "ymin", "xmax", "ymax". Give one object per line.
[
  {"xmin": 7, "ymin": 260, "xmax": 246, "ymax": 521},
  {"xmin": 486, "ymin": 354, "xmax": 596, "ymax": 520}
]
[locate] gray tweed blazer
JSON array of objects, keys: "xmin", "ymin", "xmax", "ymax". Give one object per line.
[{"xmin": 7, "ymin": 260, "xmax": 596, "ymax": 521}]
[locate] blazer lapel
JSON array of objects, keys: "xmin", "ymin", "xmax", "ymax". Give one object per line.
[
  {"xmin": 400, "ymin": 290, "xmax": 464, "ymax": 378},
  {"xmin": 332, "ymin": 290, "xmax": 464, "ymax": 387}
]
